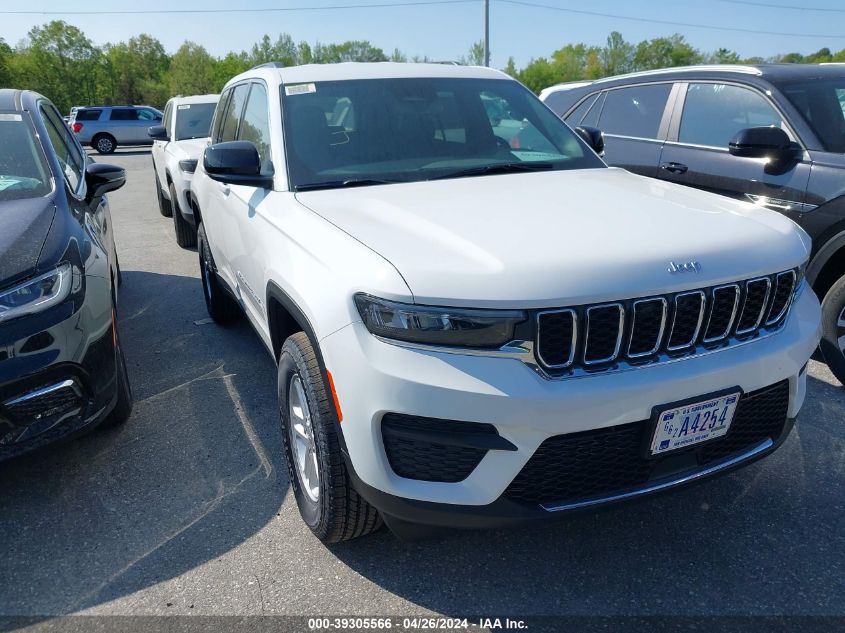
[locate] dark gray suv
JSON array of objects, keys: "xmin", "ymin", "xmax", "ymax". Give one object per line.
[
  {"xmin": 70, "ymin": 104, "xmax": 162, "ymax": 154},
  {"xmin": 542, "ymin": 63, "xmax": 845, "ymax": 385}
]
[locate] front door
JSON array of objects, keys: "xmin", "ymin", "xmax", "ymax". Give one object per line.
[{"xmin": 658, "ymin": 82, "xmax": 811, "ymax": 214}]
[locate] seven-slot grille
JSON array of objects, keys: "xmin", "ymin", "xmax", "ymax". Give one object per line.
[{"xmin": 536, "ymin": 269, "xmax": 798, "ymax": 375}]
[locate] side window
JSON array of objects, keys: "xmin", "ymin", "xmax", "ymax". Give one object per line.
[
  {"xmin": 211, "ymin": 89, "xmax": 231, "ymax": 143},
  {"xmin": 40, "ymin": 104, "xmax": 84, "ymax": 191},
  {"xmin": 109, "ymin": 108, "xmax": 138, "ymax": 121},
  {"xmin": 564, "ymin": 93, "xmax": 600, "ymax": 126},
  {"xmin": 239, "ymin": 83, "xmax": 272, "ymax": 175},
  {"xmin": 581, "ymin": 92, "xmax": 605, "ymax": 128},
  {"xmin": 679, "ymin": 83, "xmax": 786, "ymax": 148},
  {"xmin": 598, "ymin": 84, "xmax": 672, "ymax": 139},
  {"xmin": 76, "ymin": 109, "xmax": 102, "ymax": 121},
  {"xmin": 220, "ymin": 84, "xmax": 250, "ymax": 142},
  {"xmin": 137, "ymin": 108, "xmax": 159, "ymax": 121},
  {"xmin": 163, "ymin": 103, "xmax": 173, "ymax": 136}
]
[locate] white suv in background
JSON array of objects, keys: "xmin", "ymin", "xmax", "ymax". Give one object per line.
[
  {"xmin": 149, "ymin": 94, "xmax": 219, "ymax": 247},
  {"xmin": 190, "ymin": 63, "xmax": 820, "ymax": 542}
]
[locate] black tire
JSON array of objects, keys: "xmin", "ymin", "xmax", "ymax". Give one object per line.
[
  {"xmin": 155, "ymin": 176, "xmax": 172, "ymax": 217},
  {"xmin": 197, "ymin": 223, "xmax": 240, "ymax": 324},
  {"xmin": 278, "ymin": 332, "xmax": 382, "ymax": 543},
  {"xmin": 101, "ymin": 312, "xmax": 133, "ymax": 428},
  {"xmin": 93, "ymin": 133, "xmax": 116, "ymax": 155},
  {"xmin": 170, "ymin": 182, "xmax": 197, "ymax": 248},
  {"xmin": 820, "ymin": 275, "xmax": 845, "ymax": 386}
]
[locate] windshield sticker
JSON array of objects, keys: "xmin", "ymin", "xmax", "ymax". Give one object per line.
[
  {"xmin": 177, "ymin": 104, "xmax": 191, "ymax": 110},
  {"xmin": 0, "ymin": 177, "xmax": 22, "ymax": 191},
  {"xmin": 0, "ymin": 114, "xmax": 23, "ymax": 121},
  {"xmin": 285, "ymin": 83, "xmax": 316, "ymax": 96}
]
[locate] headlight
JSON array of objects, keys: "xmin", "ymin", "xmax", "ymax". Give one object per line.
[
  {"xmin": 179, "ymin": 159, "xmax": 198, "ymax": 174},
  {"xmin": 354, "ymin": 294, "xmax": 526, "ymax": 348},
  {"xmin": 0, "ymin": 264, "xmax": 73, "ymax": 324}
]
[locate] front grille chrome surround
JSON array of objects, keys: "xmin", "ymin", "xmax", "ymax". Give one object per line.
[
  {"xmin": 703, "ymin": 284, "xmax": 740, "ymax": 343},
  {"xmin": 765, "ymin": 270, "xmax": 796, "ymax": 326},
  {"xmin": 666, "ymin": 291, "xmax": 706, "ymax": 351},
  {"xmin": 736, "ymin": 277, "xmax": 772, "ymax": 335},
  {"xmin": 536, "ymin": 308, "xmax": 578, "ymax": 369},
  {"xmin": 627, "ymin": 298, "xmax": 667, "ymax": 358},
  {"xmin": 583, "ymin": 303, "xmax": 625, "ymax": 365}
]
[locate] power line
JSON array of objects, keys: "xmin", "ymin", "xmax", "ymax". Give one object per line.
[
  {"xmin": 714, "ymin": 0, "xmax": 845, "ymax": 12},
  {"xmin": 497, "ymin": 0, "xmax": 845, "ymax": 39},
  {"xmin": 0, "ymin": 0, "xmax": 475, "ymax": 15}
]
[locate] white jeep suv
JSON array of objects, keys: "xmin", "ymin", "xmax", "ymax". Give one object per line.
[
  {"xmin": 190, "ymin": 63, "xmax": 821, "ymax": 542},
  {"xmin": 149, "ymin": 94, "xmax": 219, "ymax": 247}
]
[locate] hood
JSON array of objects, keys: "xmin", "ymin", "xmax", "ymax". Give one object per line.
[
  {"xmin": 0, "ymin": 196, "xmax": 56, "ymax": 288},
  {"xmin": 174, "ymin": 137, "xmax": 209, "ymax": 159},
  {"xmin": 295, "ymin": 168, "xmax": 810, "ymax": 308}
]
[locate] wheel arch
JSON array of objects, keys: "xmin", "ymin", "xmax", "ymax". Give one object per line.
[
  {"xmin": 266, "ymin": 281, "xmax": 317, "ymax": 362},
  {"xmin": 808, "ymin": 226, "xmax": 845, "ymax": 302}
]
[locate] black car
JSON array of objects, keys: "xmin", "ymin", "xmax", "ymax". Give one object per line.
[
  {"xmin": 0, "ymin": 89, "xmax": 132, "ymax": 459},
  {"xmin": 542, "ymin": 63, "xmax": 845, "ymax": 385}
]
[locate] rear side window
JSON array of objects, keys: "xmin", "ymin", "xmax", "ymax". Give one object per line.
[
  {"xmin": 679, "ymin": 83, "xmax": 785, "ymax": 148},
  {"xmin": 137, "ymin": 108, "xmax": 160, "ymax": 121},
  {"xmin": 0, "ymin": 113, "xmax": 51, "ymax": 201},
  {"xmin": 564, "ymin": 93, "xmax": 600, "ymax": 126},
  {"xmin": 40, "ymin": 104, "xmax": 84, "ymax": 191},
  {"xmin": 110, "ymin": 108, "xmax": 138, "ymax": 121},
  {"xmin": 210, "ymin": 90, "xmax": 231, "ymax": 143},
  {"xmin": 220, "ymin": 84, "xmax": 250, "ymax": 142},
  {"xmin": 76, "ymin": 109, "xmax": 102, "ymax": 121},
  {"xmin": 163, "ymin": 103, "xmax": 173, "ymax": 134},
  {"xmin": 238, "ymin": 84, "xmax": 272, "ymax": 174},
  {"xmin": 598, "ymin": 84, "xmax": 672, "ymax": 139}
]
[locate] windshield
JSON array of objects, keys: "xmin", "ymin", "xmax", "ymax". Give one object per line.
[
  {"xmin": 280, "ymin": 77, "xmax": 604, "ymax": 190},
  {"xmin": 175, "ymin": 102, "xmax": 216, "ymax": 141},
  {"xmin": 776, "ymin": 78, "xmax": 845, "ymax": 152},
  {"xmin": 0, "ymin": 113, "xmax": 52, "ymax": 201}
]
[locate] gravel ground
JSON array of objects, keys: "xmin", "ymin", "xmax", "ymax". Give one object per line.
[{"xmin": 1, "ymin": 149, "xmax": 843, "ymax": 622}]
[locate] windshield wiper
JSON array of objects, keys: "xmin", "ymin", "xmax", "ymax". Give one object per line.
[
  {"xmin": 428, "ymin": 162, "xmax": 555, "ymax": 181},
  {"xmin": 295, "ymin": 178, "xmax": 398, "ymax": 191}
]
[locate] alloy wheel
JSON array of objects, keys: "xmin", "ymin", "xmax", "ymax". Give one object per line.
[{"xmin": 288, "ymin": 374, "xmax": 320, "ymax": 503}]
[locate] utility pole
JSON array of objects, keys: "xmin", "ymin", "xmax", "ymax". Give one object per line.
[{"xmin": 483, "ymin": 0, "xmax": 490, "ymax": 67}]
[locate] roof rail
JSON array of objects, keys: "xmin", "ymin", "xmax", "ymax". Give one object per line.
[
  {"xmin": 251, "ymin": 62, "xmax": 285, "ymax": 70},
  {"xmin": 591, "ymin": 65, "xmax": 762, "ymax": 85}
]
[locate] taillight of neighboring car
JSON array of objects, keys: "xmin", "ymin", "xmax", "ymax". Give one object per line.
[{"xmin": 72, "ymin": 122, "xmax": 82, "ymax": 133}]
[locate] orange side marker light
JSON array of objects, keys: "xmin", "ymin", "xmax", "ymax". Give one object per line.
[{"xmin": 326, "ymin": 369, "xmax": 343, "ymax": 423}]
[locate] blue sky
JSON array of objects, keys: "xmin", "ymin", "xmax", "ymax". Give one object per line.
[{"xmin": 1, "ymin": 0, "xmax": 844, "ymax": 68}]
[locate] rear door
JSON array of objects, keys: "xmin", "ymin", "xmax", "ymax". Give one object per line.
[
  {"xmin": 657, "ymin": 81, "xmax": 811, "ymax": 211},
  {"xmin": 590, "ymin": 82, "xmax": 676, "ymax": 178},
  {"xmin": 108, "ymin": 108, "xmax": 139, "ymax": 143}
]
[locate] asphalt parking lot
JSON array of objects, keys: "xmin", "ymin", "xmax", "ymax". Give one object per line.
[{"xmin": 1, "ymin": 148, "xmax": 844, "ymax": 621}]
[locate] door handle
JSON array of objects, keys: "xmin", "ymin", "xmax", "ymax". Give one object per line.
[{"xmin": 660, "ymin": 162, "xmax": 688, "ymax": 175}]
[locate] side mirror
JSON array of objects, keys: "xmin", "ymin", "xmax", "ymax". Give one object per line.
[
  {"xmin": 728, "ymin": 126, "xmax": 794, "ymax": 161},
  {"xmin": 203, "ymin": 141, "xmax": 273, "ymax": 188},
  {"xmin": 147, "ymin": 125, "xmax": 168, "ymax": 141},
  {"xmin": 575, "ymin": 125, "xmax": 604, "ymax": 155},
  {"xmin": 85, "ymin": 163, "xmax": 125, "ymax": 200}
]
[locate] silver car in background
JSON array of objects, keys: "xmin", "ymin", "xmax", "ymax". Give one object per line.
[{"xmin": 71, "ymin": 105, "xmax": 163, "ymax": 154}]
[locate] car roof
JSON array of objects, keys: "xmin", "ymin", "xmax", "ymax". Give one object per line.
[
  {"xmin": 0, "ymin": 89, "xmax": 49, "ymax": 112},
  {"xmin": 169, "ymin": 94, "xmax": 220, "ymax": 106},
  {"xmin": 541, "ymin": 63, "xmax": 845, "ymax": 95},
  {"xmin": 224, "ymin": 62, "xmax": 510, "ymax": 89}
]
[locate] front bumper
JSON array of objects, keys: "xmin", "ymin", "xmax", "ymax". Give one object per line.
[
  {"xmin": 320, "ymin": 286, "xmax": 820, "ymax": 524},
  {"xmin": 0, "ymin": 274, "xmax": 117, "ymax": 460}
]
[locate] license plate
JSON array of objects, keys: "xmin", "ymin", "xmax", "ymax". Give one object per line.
[{"xmin": 650, "ymin": 391, "xmax": 741, "ymax": 456}]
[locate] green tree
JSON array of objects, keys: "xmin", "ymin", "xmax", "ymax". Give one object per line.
[
  {"xmin": 600, "ymin": 31, "xmax": 634, "ymax": 76},
  {"xmin": 518, "ymin": 58, "xmax": 560, "ymax": 93},
  {"xmin": 13, "ymin": 21, "xmax": 100, "ymax": 112},
  {"xmin": 169, "ymin": 41, "xmax": 216, "ymax": 95},
  {"xmin": 0, "ymin": 38, "xmax": 13, "ymax": 87},
  {"xmin": 103, "ymin": 34, "xmax": 168, "ymax": 106},
  {"xmin": 709, "ymin": 48, "xmax": 741, "ymax": 64},
  {"xmin": 633, "ymin": 34, "xmax": 702, "ymax": 70},
  {"xmin": 212, "ymin": 51, "xmax": 250, "ymax": 91},
  {"xmin": 390, "ymin": 48, "xmax": 407, "ymax": 63},
  {"xmin": 462, "ymin": 40, "xmax": 485, "ymax": 66},
  {"xmin": 503, "ymin": 56, "xmax": 518, "ymax": 78},
  {"xmin": 249, "ymin": 34, "xmax": 298, "ymax": 67}
]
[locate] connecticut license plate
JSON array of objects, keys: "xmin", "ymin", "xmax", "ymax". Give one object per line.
[{"xmin": 650, "ymin": 391, "xmax": 741, "ymax": 456}]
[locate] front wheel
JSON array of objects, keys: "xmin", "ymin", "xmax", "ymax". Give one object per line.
[
  {"xmin": 170, "ymin": 182, "xmax": 197, "ymax": 248},
  {"xmin": 197, "ymin": 223, "xmax": 240, "ymax": 324},
  {"xmin": 820, "ymin": 275, "xmax": 845, "ymax": 386},
  {"xmin": 278, "ymin": 332, "xmax": 382, "ymax": 543}
]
